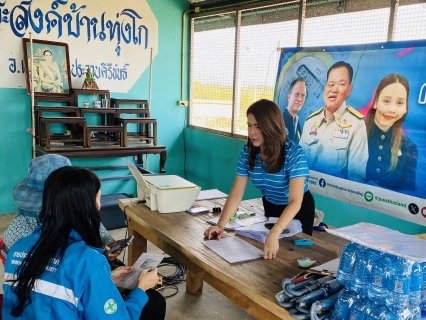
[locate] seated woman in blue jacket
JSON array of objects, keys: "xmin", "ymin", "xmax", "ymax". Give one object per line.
[
  {"xmin": 365, "ymin": 73, "xmax": 418, "ymax": 193},
  {"xmin": 3, "ymin": 166, "xmax": 165, "ymax": 320}
]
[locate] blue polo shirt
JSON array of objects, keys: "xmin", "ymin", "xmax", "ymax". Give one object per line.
[{"xmin": 236, "ymin": 140, "xmax": 310, "ymax": 205}]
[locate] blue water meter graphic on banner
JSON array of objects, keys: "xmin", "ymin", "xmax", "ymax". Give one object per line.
[{"xmin": 274, "ymin": 48, "xmax": 335, "ymax": 123}]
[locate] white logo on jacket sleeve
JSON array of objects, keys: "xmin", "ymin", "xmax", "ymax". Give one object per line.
[{"xmin": 104, "ymin": 299, "xmax": 118, "ymax": 314}]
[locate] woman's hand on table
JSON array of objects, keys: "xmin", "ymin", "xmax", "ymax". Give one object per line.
[
  {"xmin": 204, "ymin": 226, "xmax": 224, "ymax": 240},
  {"xmin": 263, "ymin": 228, "xmax": 280, "ymax": 260}
]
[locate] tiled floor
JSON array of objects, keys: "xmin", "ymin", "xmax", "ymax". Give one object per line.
[{"xmin": 0, "ymin": 213, "xmax": 255, "ymax": 320}]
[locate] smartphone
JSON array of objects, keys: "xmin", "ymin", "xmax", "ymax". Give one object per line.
[
  {"xmin": 264, "ymin": 223, "xmax": 290, "ymax": 234},
  {"xmin": 103, "ymin": 235, "xmax": 134, "ymax": 256}
]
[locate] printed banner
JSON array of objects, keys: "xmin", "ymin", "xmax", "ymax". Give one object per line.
[
  {"xmin": 274, "ymin": 40, "xmax": 426, "ymax": 226},
  {"xmin": 0, "ymin": 0, "xmax": 158, "ymax": 92}
]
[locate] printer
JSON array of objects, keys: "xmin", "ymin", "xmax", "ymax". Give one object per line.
[{"xmin": 125, "ymin": 160, "xmax": 201, "ymax": 213}]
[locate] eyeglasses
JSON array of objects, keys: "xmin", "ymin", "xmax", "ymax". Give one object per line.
[{"xmin": 291, "ymin": 92, "xmax": 307, "ymax": 99}]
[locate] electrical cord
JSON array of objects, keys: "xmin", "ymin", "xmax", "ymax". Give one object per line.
[
  {"xmin": 118, "ymin": 205, "xmax": 132, "ymax": 265},
  {"xmin": 120, "ymin": 206, "xmax": 186, "ymax": 299},
  {"xmin": 157, "ymin": 257, "xmax": 187, "ymax": 299},
  {"xmin": 119, "ymin": 200, "xmax": 145, "ymax": 264}
]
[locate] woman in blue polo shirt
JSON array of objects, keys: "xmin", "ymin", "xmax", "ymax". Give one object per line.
[
  {"xmin": 205, "ymin": 99, "xmax": 315, "ymax": 260},
  {"xmin": 3, "ymin": 167, "xmax": 164, "ymax": 319}
]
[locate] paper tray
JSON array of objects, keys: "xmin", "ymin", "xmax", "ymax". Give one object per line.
[{"xmin": 326, "ymin": 222, "xmax": 426, "ymax": 262}]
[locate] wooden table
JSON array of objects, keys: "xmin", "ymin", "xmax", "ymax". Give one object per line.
[
  {"xmin": 40, "ymin": 116, "xmax": 87, "ymax": 149},
  {"xmin": 79, "ymin": 107, "xmax": 117, "ymax": 126},
  {"xmin": 34, "ymin": 106, "xmax": 80, "ymax": 144},
  {"xmin": 73, "ymin": 89, "xmax": 110, "ymax": 108},
  {"xmin": 118, "ymin": 198, "xmax": 347, "ymax": 320}
]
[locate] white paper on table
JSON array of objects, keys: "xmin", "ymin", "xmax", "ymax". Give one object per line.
[
  {"xmin": 235, "ymin": 218, "xmax": 302, "ymax": 243},
  {"xmin": 116, "ymin": 253, "xmax": 164, "ymax": 290},
  {"xmin": 196, "ymin": 189, "xmax": 228, "ymax": 201},
  {"xmin": 202, "ymin": 236, "xmax": 264, "ymax": 264},
  {"xmin": 207, "ymin": 213, "xmax": 267, "ymax": 230}
]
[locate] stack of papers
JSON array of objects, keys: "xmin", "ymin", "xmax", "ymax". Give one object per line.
[
  {"xmin": 235, "ymin": 218, "xmax": 302, "ymax": 243},
  {"xmin": 207, "ymin": 213, "xmax": 268, "ymax": 230},
  {"xmin": 202, "ymin": 236, "xmax": 264, "ymax": 263}
]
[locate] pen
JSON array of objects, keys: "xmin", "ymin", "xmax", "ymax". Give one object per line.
[
  {"xmin": 230, "ymin": 211, "xmax": 244, "ymax": 220},
  {"xmin": 238, "ymin": 213, "xmax": 256, "ymax": 219}
]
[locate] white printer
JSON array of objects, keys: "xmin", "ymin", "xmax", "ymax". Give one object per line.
[{"xmin": 125, "ymin": 160, "xmax": 201, "ymax": 213}]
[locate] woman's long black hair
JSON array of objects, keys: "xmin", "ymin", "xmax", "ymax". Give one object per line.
[{"xmin": 10, "ymin": 167, "xmax": 103, "ymax": 316}]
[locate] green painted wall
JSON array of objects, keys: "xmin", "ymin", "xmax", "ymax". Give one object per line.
[
  {"xmin": 0, "ymin": 0, "xmax": 189, "ymax": 214},
  {"xmin": 183, "ymin": 128, "xmax": 426, "ymax": 235},
  {"xmin": 1, "ymin": 0, "xmax": 425, "ymax": 237}
]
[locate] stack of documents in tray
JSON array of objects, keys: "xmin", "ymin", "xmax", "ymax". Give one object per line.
[{"xmin": 235, "ymin": 218, "xmax": 302, "ymax": 243}]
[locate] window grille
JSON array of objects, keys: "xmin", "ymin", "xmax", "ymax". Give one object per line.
[{"xmin": 189, "ymin": 0, "xmax": 426, "ymax": 136}]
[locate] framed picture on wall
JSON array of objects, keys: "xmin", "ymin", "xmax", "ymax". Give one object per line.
[{"xmin": 22, "ymin": 38, "xmax": 72, "ymax": 96}]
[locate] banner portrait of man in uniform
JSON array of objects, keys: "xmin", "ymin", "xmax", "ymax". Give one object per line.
[{"xmin": 274, "ymin": 40, "xmax": 426, "ymax": 226}]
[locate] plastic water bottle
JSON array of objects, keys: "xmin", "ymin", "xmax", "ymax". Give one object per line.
[
  {"xmin": 410, "ymin": 263, "xmax": 422, "ymax": 307},
  {"xmin": 368, "ymin": 253, "xmax": 393, "ymax": 305},
  {"xmin": 336, "ymin": 242, "xmax": 364, "ymax": 289},
  {"xmin": 349, "ymin": 295, "xmax": 372, "ymax": 319},
  {"xmin": 387, "ymin": 306, "xmax": 412, "ymax": 320},
  {"xmin": 352, "ymin": 249, "xmax": 381, "ymax": 297},
  {"xmin": 409, "ymin": 305, "xmax": 421, "ymax": 320},
  {"xmin": 386, "ymin": 257, "xmax": 413, "ymax": 309},
  {"xmin": 331, "ymin": 288, "xmax": 357, "ymax": 320},
  {"xmin": 366, "ymin": 302, "xmax": 387, "ymax": 320},
  {"xmin": 419, "ymin": 262, "xmax": 426, "ymax": 319},
  {"xmin": 409, "ymin": 263, "xmax": 423, "ymax": 320}
]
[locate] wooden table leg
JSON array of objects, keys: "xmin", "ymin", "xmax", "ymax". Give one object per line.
[
  {"xmin": 159, "ymin": 149, "xmax": 167, "ymax": 173},
  {"xmin": 153, "ymin": 122, "xmax": 157, "ymax": 145},
  {"xmin": 127, "ymin": 221, "xmax": 147, "ymax": 266},
  {"xmin": 123, "ymin": 122, "xmax": 128, "ymax": 147},
  {"xmin": 45, "ymin": 121, "xmax": 51, "ymax": 149},
  {"xmin": 186, "ymin": 268, "xmax": 204, "ymax": 295}
]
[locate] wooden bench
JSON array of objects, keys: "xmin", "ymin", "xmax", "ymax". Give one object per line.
[
  {"xmin": 113, "ymin": 108, "xmax": 151, "ymax": 137},
  {"xmin": 116, "ymin": 118, "xmax": 157, "ymax": 147},
  {"xmin": 110, "ymin": 98, "xmax": 148, "ymax": 110},
  {"xmin": 40, "ymin": 117, "xmax": 87, "ymax": 149},
  {"xmin": 34, "ymin": 94, "xmax": 74, "ymax": 107},
  {"xmin": 113, "ymin": 108, "xmax": 150, "ymax": 118},
  {"xmin": 36, "ymin": 144, "xmax": 167, "ymax": 173},
  {"xmin": 34, "ymin": 106, "xmax": 80, "ymax": 144},
  {"xmin": 79, "ymin": 107, "xmax": 117, "ymax": 126},
  {"xmin": 86, "ymin": 125, "xmax": 125, "ymax": 148},
  {"xmin": 111, "ymin": 98, "xmax": 150, "ymax": 137}
]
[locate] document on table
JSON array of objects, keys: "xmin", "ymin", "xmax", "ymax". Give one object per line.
[
  {"xmin": 235, "ymin": 218, "xmax": 302, "ymax": 243},
  {"xmin": 116, "ymin": 253, "xmax": 163, "ymax": 290},
  {"xmin": 196, "ymin": 189, "xmax": 228, "ymax": 201},
  {"xmin": 202, "ymin": 237, "xmax": 264, "ymax": 264},
  {"xmin": 207, "ymin": 213, "xmax": 268, "ymax": 230}
]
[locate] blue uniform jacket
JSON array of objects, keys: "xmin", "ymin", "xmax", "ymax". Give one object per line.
[
  {"xmin": 366, "ymin": 124, "xmax": 418, "ymax": 191},
  {"xmin": 2, "ymin": 227, "xmax": 148, "ymax": 320}
]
